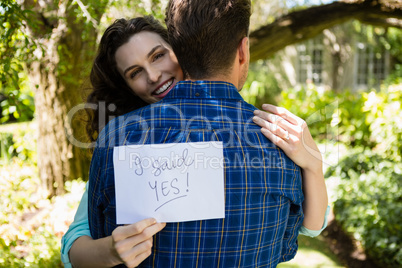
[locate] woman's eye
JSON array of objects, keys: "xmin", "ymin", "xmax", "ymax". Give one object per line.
[
  {"xmin": 153, "ymin": 53, "xmax": 165, "ymax": 61},
  {"xmin": 130, "ymin": 69, "xmax": 141, "ymax": 79}
]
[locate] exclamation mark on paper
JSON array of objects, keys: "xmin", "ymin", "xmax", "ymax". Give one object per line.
[{"xmin": 186, "ymin": 173, "xmax": 189, "ymax": 192}]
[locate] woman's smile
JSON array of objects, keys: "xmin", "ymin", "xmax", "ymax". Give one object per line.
[{"xmin": 152, "ymin": 78, "xmax": 176, "ymax": 98}]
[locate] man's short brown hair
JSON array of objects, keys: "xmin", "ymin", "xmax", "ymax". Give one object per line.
[{"xmin": 165, "ymin": 0, "xmax": 251, "ymax": 79}]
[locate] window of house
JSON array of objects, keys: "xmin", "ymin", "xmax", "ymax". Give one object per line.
[
  {"xmin": 355, "ymin": 42, "xmax": 388, "ymax": 90},
  {"xmin": 297, "ymin": 38, "xmax": 324, "ymax": 85}
]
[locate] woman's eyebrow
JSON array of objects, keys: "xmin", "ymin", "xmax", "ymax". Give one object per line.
[
  {"xmin": 147, "ymin": 45, "xmax": 163, "ymax": 59},
  {"xmin": 123, "ymin": 45, "xmax": 163, "ymax": 77}
]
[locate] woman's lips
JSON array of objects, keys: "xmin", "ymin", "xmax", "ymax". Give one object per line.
[{"xmin": 153, "ymin": 78, "xmax": 175, "ymax": 98}]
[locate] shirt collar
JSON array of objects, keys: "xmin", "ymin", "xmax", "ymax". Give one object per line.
[{"xmin": 164, "ymin": 80, "xmax": 244, "ymax": 101}]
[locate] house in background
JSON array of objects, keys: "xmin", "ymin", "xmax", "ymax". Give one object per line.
[{"xmin": 270, "ymin": 23, "xmax": 392, "ymax": 92}]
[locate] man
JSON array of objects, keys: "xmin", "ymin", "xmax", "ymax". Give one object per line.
[{"xmin": 89, "ymin": 0, "xmax": 304, "ymax": 267}]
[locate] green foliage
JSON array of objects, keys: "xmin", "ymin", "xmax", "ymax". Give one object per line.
[
  {"xmin": 0, "ymin": 161, "xmax": 63, "ymax": 267},
  {"xmin": 326, "ymin": 149, "xmax": 402, "ymax": 267},
  {"xmin": 317, "ymin": 81, "xmax": 402, "ymax": 266},
  {"xmin": 0, "ymin": 0, "xmax": 37, "ymax": 124},
  {"xmin": 241, "ymin": 59, "xmax": 282, "ymax": 107},
  {"xmin": 278, "ymin": 84, "xmax": 337, "ymax": 140},
  {"xmin": 363, "ymin": 84, "xmax": 402, "ymax": 161},
  {"xmin": 0, "ymin": 159, "xmax": 86, "ymax": 267},
  {"xmin": 382, "ymin": 28, "xmax": 402, "ymax": 83},
  {"xmin": 0, "ymin": 121, "xmax": 36, "ymax": 164},
  {"xmin": 280, "ymin": 81, "xmax": 402, "ymax": 264},
  {"xmin": 278, "ymin": 83, "xmax": 402, "ymax": 159},
  {"xmin": 0, "ymin": 132, "xmax": 13, "ymax": 163},
  {"xmin": 55, "ymin": 0, "xmax": 110, "ymax": 88},
  {"xmin": 101, "ymin": 0, "xmax": 165, "ymax": 33},
  {"xmin": 278, "ymin": 84, "xmax": 373, "ymax": 146},
  {"xmin": 0, "ymin": 115, "xmax": 87, "ymax": 267},
  {"xmin": 0, "ymin": 84, "xmax": 35, "ymax": 124}
]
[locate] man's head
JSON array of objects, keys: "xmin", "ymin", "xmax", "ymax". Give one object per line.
[{"xmin": 165, "ymin": 0, "xmax": 251, "ymax": 88}]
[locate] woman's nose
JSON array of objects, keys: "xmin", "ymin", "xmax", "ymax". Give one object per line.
[{"xmin": 147, "ymin": 67, "xmax": 161, "ymax": 83}]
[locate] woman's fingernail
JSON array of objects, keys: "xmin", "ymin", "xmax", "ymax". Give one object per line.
[{"xmin": 254, "ymin": 110, "xmax": 260, "ymax": 115}]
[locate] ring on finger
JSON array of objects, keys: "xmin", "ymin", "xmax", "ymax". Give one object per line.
[{"xmin": 284, "ymin": 130, "xmax": 290, "ymax": 141}]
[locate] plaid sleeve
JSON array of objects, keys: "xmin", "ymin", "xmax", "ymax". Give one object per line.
[
  {"xmin": 88, "ymin": 147, "xmax": 105, "ymax": 239},
  {"xmin": 280, "ymin": 202, "xmax": 304, "ymax": 262},
  {"xmin": 280, "ymin": 167, "xmax": 304, "ymax": 262}
]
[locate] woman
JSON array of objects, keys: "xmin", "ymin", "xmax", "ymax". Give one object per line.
[{"xmin": 61, "ymin": 16, "xmax": 328, "ymax": 268}]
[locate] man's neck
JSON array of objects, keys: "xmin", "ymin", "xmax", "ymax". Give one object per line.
[{"xmin": 185, "ymin": 75, "xmax": 239, "ymax": 91}]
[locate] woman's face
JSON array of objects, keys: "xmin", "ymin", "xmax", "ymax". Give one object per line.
[{"xmin": 115, "ymin": 31, "xmax": 184, "ymax": 104}]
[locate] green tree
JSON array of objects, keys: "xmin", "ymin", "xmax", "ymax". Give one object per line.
[{"xmin": 7, "ymin": 0, "xmax": 109, "ymax": 196}]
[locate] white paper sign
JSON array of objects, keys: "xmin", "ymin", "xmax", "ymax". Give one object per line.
[{"xmin": 113, "ymin": 142, "xmax": 225, "ymax": 224}]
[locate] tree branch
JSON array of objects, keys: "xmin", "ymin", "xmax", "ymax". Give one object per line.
[
  {"xmin": 72, "ymin": 0, "xmax": 99, "ymax": 27},
  {"xmin": 249, "ymin": 0, "xmax": 402, "ymax": 62},
  {"xmin": 360, "ymin": 16, "xmax": 402, "ymax": 28}
]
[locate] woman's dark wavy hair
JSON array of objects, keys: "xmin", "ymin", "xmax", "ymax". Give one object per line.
[{"xmin": 86, "ymin": 16, "xmax": 169, "ymax": 143}]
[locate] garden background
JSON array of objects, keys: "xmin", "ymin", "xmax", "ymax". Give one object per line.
[{"xmin": 1, "ymin": 0, "xmax": 401, "ymax": 267}]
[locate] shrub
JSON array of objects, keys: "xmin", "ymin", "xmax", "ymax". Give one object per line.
[
  {"xmin": 279, "ymin": 84, "xmax": 336, "ymax": 140},
  {"xmin": 0, "ymin": 121, "xmax": 36, "ymax": 164},
  {"xmin": 0, "ymin": 67, "xmax": 35, "ymax": 124},
  {"xmin": 0, "ymin": 161, "xmax": 62, "ymax": 267},
  {"xmin": 278, "ymin": 83, "xmax": 402, "ymax": 161},
  {"xmin": 326, "ymin": 149, "xmax": 402, "ymax": 267},
  {"xmin": 0, "ymin": 88, "xmax": 35, "ymax": 124},
  {"xmin": 0, "ymin": 160, "xmax": 86, "ymax": 267},
  {"xmin": 363, "ymin": 84, "xmax": 402, "ymax": 162},
  {"xmin": 241, "ymin": 59, "xmax": 282, "ymax": 107},
  {"xmin": 278, "ymin": 85, "xmax": 374, "ymax": 147}
]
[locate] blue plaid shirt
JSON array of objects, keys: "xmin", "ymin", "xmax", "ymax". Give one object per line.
[{"xmin": 88, "ymin": 81, "xmax": 304, "ymax": 267}]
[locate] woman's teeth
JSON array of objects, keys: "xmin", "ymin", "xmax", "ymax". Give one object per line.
[{"xmin": 154, "ymin": 80, "xmax": 173, "ymax": 95}]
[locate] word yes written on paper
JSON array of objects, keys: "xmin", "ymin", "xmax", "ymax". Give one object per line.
[{"xmin": 131, "ymin": 148, "xmax": 194, "ymax": 211}]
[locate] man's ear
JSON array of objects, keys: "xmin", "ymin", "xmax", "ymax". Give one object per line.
[{"xmin": 238, "ymin": 36, "xmax": 249, "ymax": 65}]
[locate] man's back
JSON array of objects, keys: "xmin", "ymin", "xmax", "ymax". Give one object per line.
[{"xmin": 89, "ymin": 81, "xmax": 304, "ymax": 267}]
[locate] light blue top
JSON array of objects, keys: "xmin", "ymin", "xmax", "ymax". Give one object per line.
[
  {"xmin": 61, "ymin": 183, "xmax": 92, "ymax": 268},
  {"xmin": 299, "ymin": 204, "xmax": 330, "ymax": 237},
  {"xmin": 60, "ymin": 183, "xmax": 330, "ymax": 267}
]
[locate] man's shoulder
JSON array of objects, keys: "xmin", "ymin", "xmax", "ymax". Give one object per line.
[{"xmin": 95, "ymin": 104, "xmax": 156, "ymax": 143}]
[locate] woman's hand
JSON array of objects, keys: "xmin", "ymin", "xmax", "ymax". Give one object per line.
[
  {"xmin": 253, "ymin": 104, "xmax": 328, "ymax": 231},
  {"xmin": 253, "ymin": 104, "xmax": 322, "ymax": 172},
  {"xmin": 111, "ymin": 218, "xmax": 166, "ymax": 268}
]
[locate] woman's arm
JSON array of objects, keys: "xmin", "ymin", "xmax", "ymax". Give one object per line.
[
  {"xmin": 253, "ymin": 104, "xmax": 328, "ymax": 231},
  {"xmin": 61, "ymin": 183, "xmax": 92, "ymax": 267},
  {"xmin": 69, "ymin": 219, "xmax": 166, "ymax": 268},
  {"xmin": 61, "ymin": 183, "xmax": 166, "ymax": 268}
]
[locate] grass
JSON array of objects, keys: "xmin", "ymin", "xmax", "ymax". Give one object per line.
[{"xmin": 278, "ymin": 235, "xmax": 344, "ymax": 268}]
